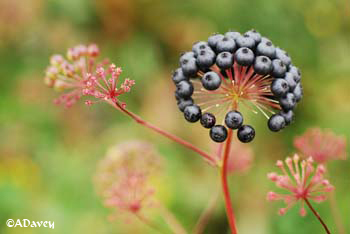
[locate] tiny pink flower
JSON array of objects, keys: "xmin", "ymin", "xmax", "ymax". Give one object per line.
[
  {"xmin": 44, "ymin": 44, "xmax": 134, "ymax": 108},
  {"xmin": 294, "ymin": 128, "xmax": 347, "ymax": 164},
  {"xmin": 267, "ymin": 154, "xmax": 334, "ymax": 216}
]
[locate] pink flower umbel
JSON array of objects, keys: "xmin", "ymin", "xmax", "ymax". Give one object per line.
[
  {"xmin": 294, "ymin": 128, "xmax": 347, "ymax": 164},
  {"xmin": 267, "ymin": 154, "xmax": 334, "ymax": 217},
  {"xmin": 94, "ymin": 141, "xmax": 162, "ymax": 219},
  {"xmin": 44, "ymin": 44, "xmax": 135, "ymax": 108}
]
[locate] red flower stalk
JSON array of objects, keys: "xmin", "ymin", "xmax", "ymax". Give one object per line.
[{"xmin": 294, "ymin": 128, "xmax": 347, "ymax": 164}]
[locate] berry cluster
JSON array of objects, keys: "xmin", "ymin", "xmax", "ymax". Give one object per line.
[{"xmin": 172, "ymin": 30, "xmax": 302, "ymax": 143}]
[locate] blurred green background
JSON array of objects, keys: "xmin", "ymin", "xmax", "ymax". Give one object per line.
[{"xmin": 0, "ymin": 0, "xmax": 349, "ymax": 233}]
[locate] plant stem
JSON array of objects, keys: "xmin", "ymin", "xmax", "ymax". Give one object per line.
[
  {"xmin": 304, "ymin": 198, "xmax": 331, "ymax": 234},
  {"xmin": 220, "ymin": 129, "xmax": 238, "ymax": 234},
  {"xmin": 107, "ymin": 100, "xmax": 216, "ymax": 165},
  {"xmin": 158, "ymin": 202, "xmax": 188, "ymax": 234}
]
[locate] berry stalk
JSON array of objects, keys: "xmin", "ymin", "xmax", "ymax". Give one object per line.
[
  {"xmin": 304, "ymin": 198, "xmax": 331, "ymax": 234},
  {"xmin": 220, "ymin": 129, "xmax": 238, "ymax": 234},
  {"xmin": 106, "ymin": 100, "xmax": 216, "ymax": 165}
]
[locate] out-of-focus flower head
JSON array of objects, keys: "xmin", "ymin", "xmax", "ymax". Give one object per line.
[
  {"xmin": 294, "ymin": 128, "xmax": 347, "ymax": 164},
  {"xmin": 44, "ymin": 44, "xmax": 135, "ymax": 108},
  {"xmin": 94, "ymin": 141, "xmax": 162, "ymax": 219},
  {"xmin": 267, "ymin": 154, "xmax": 334, "ymax": 216},
  {"xmin": 213, "ymin": 139, "xmax": 254, "ymax": 174}
]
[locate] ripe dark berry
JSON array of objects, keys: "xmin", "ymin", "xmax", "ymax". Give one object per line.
[
  {"xmin": 254, "ymin": 56, "xmax": 272, "ymax": 75},
  {"xmin": 284, "ymin": 72, "xmax": 297, "ymax": 91},
  {"xmin": 192, "ymin": 41, "xmax": 209, "ymax": 55},
  {"xmin": 210, "ymin": 125, "xmax": 228, "ymax": 142},
  {"xmin": 225, "ymin": 31, "xmax": 241, "ymax": 40},
  {"xmin": 289, "ymin": 65, "xmax": 301, "ymax": 82},
  {"xmin": 184, "ymin": 105, "xmax": 202, "ymax": 123},
  {"xmin": 234, "ymin": 47, "xmax": 255, "ymax": 66},
  {"xmin": 176, "ymin": 80, "xmax": 194, "ymax": 98},
  {"xmin": 216, "ymin": 36, "xmax": 236, "ymax": 53},
  {"xmin": 177, "ymin": 98, "xmax": 193, "ymax": 112},
  {"xmin": 225, "ymin": 110, "xmax": 243, "ymax": 129},
  {"xmin": 237, "ymin": 125, "xmax": 255, "ymax": 143},
  {"xmin": 261, "ymin": 37, "xmax": 272, "ymax": 44},
  {"xmin": 268, "ymin": 114, "xmax": 286, "ymax": 132},
  {"xmin": 275, "ymin": 48, "xmax": 291, "ymax": 67},
  {"xmin": 196, "ymin": 48, "xmax": 216, "ymax": 69},
  {"xmin": 208, "ymin": 34, "xmax": 224, "ymax": 49},
  {"xmin": 181, "ymin": 57, "xmax": 198, "ymax": 77},
  {"xmin": 172, "ymin": 68, "xmax": 188, "ymax": 84},
  {"xmin": 216, "ymin": 52, "xmax": 234, "ymax": 69},
  {"xmin": 244, "ymin": 29, "xmax": 261, "ymax": 43},
  {"xmin": 235, "ymin": 35, "xmax": 256, "ymax": 49},
  {"xmin": 271, "ymin": 59, "xmax": 287, "ymax": 77},
  {"xmin": 279, "ymin": 92, "xmax": 296, "ymax": 111},
  {"xmin": 256, "ymin": 40, "xmax": 276, "ymax": 59},
  {"xmin": 271, "ymin": 78, "xmax": 289, "ymax": 97},
  {"xmin": 202, "ymin": 71, "xmax": 222, "ymax": 90},
  {"xmin": 280, "ymin": 110, "xmax": 294, "ymax": 125},
  {"xmin": 200, "ymin": 113, "xmax": 216, "ymax": 128},
  {"xmin": 180, "ymin": 51, "xmax": 195, "ymax": 64},
  {"xmin": 293, "ymin": 83, "xmax": 303, "ymax": 102}
]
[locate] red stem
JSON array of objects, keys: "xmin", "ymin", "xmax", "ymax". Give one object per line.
[
  {"xmin": 304, "ymin": 198, "xmax": 331, "ymax": 234},
  {"xmin": 107, "ymin": 100, "xmax": 216, "ymax": 165},
  {"xmin": 221, "ymin": 129, "xmax": 238, "ymax": 234}
]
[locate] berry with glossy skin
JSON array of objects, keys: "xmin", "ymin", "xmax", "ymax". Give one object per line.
[
  {"xmin": 280, "ymin": 110, "xmax": 294, "ymax": 125},
  {"xmin": 271, "ymin": 59, "xmax": 287, "ymax": 77},
  {"xmin": 284, "ymin": 72, "xmax": 297, "ymax": 91},
  {"xmin": 234, "ymin": 47, "xmax": 255, "ymax": 66},
  {"xmin": 210, "ymin": 125, "xmax": 228, "ymax": 142},
  {"xmin": 254, "ymin": 56, "xmax": 272, "ymax": 75},
  {"xmin": 225, "ymin": 110, "xmax": 243, "ymax": 129},
  {"xmin": 181, "ymin": 57, "xmax": 198, "ymax": 77},
  {"xmin": 293, "ymin": 83, "xmax": 303, "ymax": 102},
  {"xmin": 196, "ymin": 48, "xmax": 216, "ymax": 69},
  {"xmin": 176, "ymin": 80, "xmax": 193, "ymax": 98},
  {"xmin": 289, "ymin": 65, "xmax": 301, "ymax": 82},
  {"xmin": 271, "ymin": 78, "xmax": 289, "ymax": 97},
  {"xmin": 268, "ymin": 114, "xmax": 286, "ymax": 132},
  {"xmin": 192, "ymin": 41, "xmax": 209, "ymax": 55},
  {"xmin": 244, "ymin": 29, "xmax": 261, "ymax": 43},
  {"xmin": 200, "ymin": 113, "xmax": 216, "ymax": 128},
  {"xmin": 216, "ymin": 36, "xmax": 236, "ymax": 53},
  {"xmin": 225, "ymin": 31, "xmax": 241, "ymax": 40},
  {"xmin": 202, "ymin": 71, "xmax": 222, "ymax": 90},
  {"xmin": 180, "ymin": 51, "xmax": 195, "ymax": 64},
  {"xmin": 216, "ymin": 52, "xmax": 234, "ymax": 69},
  {"xmin": 279, "ymin": 92, "xmax": 296, "ymax": 111},
  {"xmin": 184, "ymin": 105, "xmax": 202, "ymax": 123},
  {"xmin": 237, "ymin": 125, "xmax": 255, "ymax": 143},
  {"xmin": 275, "ymin": 48, "xmax": 291, "ymax": 67},
  {"xmin": 235, "ymin": 34, "xmax": 256, "ymax": 49},
  {"xmin": 208, "ymin": 34, "xmax": 224, "ymax": 49},
  {"xmin": 177, "ymin": 97, "xmax": 193, "ymax": 112},
  {"xmin": 256, "ymin": 40, "xmax": 276, "ymax": 58},
  {"xmin": 172, "ymin": 68, "xmax": 188, "ymax": 84}
]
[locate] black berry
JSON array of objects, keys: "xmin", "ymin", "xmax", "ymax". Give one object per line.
[
  {"xmin": 208, "ymin": 34, "xmax": 225, "ymax": 49},
  {"xmin": 200, "ymin": 113, "xmax": 216, "ymax": 128},
  {"xmin": 196, "ymin": 48, "xmax": 216, "ymax": 69},
  {"xmin": 225, "ymin": 31, "xmax": 241, "ymax": 40},
  {"xmin": 234, "ymin": 47, "xmax": 255, "ymax": 66},
  {"xmin": 210, "ymin": 125, "xmax": 228, "ymax": 142},
  {"xmin": 235, "ymin": 34, "xmax": 256, "ymax": 49},
  {"xmin": 279, "ymin": 92, "xmax": 296, "ymax": 111},
  {"xmin": 184, "ymin": 105, "xmax": 202, "ymax": 123},
  {"xmin": 181, "ymin": 58, "xmax": 198, "ymax": 77},
  {"xmin": 176, "ymin": 80, "xmax": 194, "ymax": 98},
  {"xmin": 268, "ymin": 114, "xmax": 286, "ymax": 132},
  {"xmin": 192, "ymin": 41, "xmax": 209, "ymax": 56},
  {"xmin": 289, "ymin": 65, "xmax": 301, "ymax": 82},
  {"xmin": 244, "ymin": 29, "xmax": 261, "ymax": 43},
  {"xmin": 225, "ymin": 110, "xmax": 243, "ymax": 129},
  {"xmin": 271, "ymin": 59, "xmax": 287, "ymax": 77},
  {"xmin": 172, "ymin": 68, "xmax": 188, "ymax": 84},
  {"xmin": 293, "ymin": 83, "xmax": 303, "ymax": 102},
  {"xmin": 202, "ymin": 71, "xmax": 222, "ymax": 90},
  {"xmin": 237, "ymin": 125, "xmax": 255, "ymax": 143},
  {"xmin": 256, "ymin": 40, "xmax": 276, "ymax": 59},
  {"xmin": 280, "ymin": 110, "xmax": 294, "ymax": 125},
  {"xmin": 275, "ymin": 48, "xmax": 291, "ymax": 67},
  {"xmin": 254, "ymin": 56, "xmax": 272, "ymax": 75},
  {"xmin": 216, "ymin": 52, "xmax": 234, "ymax": 69},
  {"xmin": 180, "ymin": 51, "xmax": 195, "ymax": 64},
  {"xmin": 177, "ymin": 98, "xmax": 193, "ymax": 112},
  {"xmin": 284, "ymin": 72, "xmax": 297, "ymax": 91},
  {"xmin": 271, "ymin": 78, "xmax": 289, "ymax": 97},
  {"xmin": 216, "ymin": 36, "xmax": 236, "ymax": 53}
]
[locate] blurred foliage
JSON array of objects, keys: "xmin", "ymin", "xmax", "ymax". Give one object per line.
[{"xmin": 0, "ymin": 0, "xmax": 349, "ymax": 233}]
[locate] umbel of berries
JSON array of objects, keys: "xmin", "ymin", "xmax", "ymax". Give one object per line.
[{"xmin": 172, "ymin": 29, "xmax": 303, "ymax": 143}]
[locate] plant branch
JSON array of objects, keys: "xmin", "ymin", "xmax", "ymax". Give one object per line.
[{"xmin": 304, "ymin": 198, "xmax": 331, "ymax": 234}]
